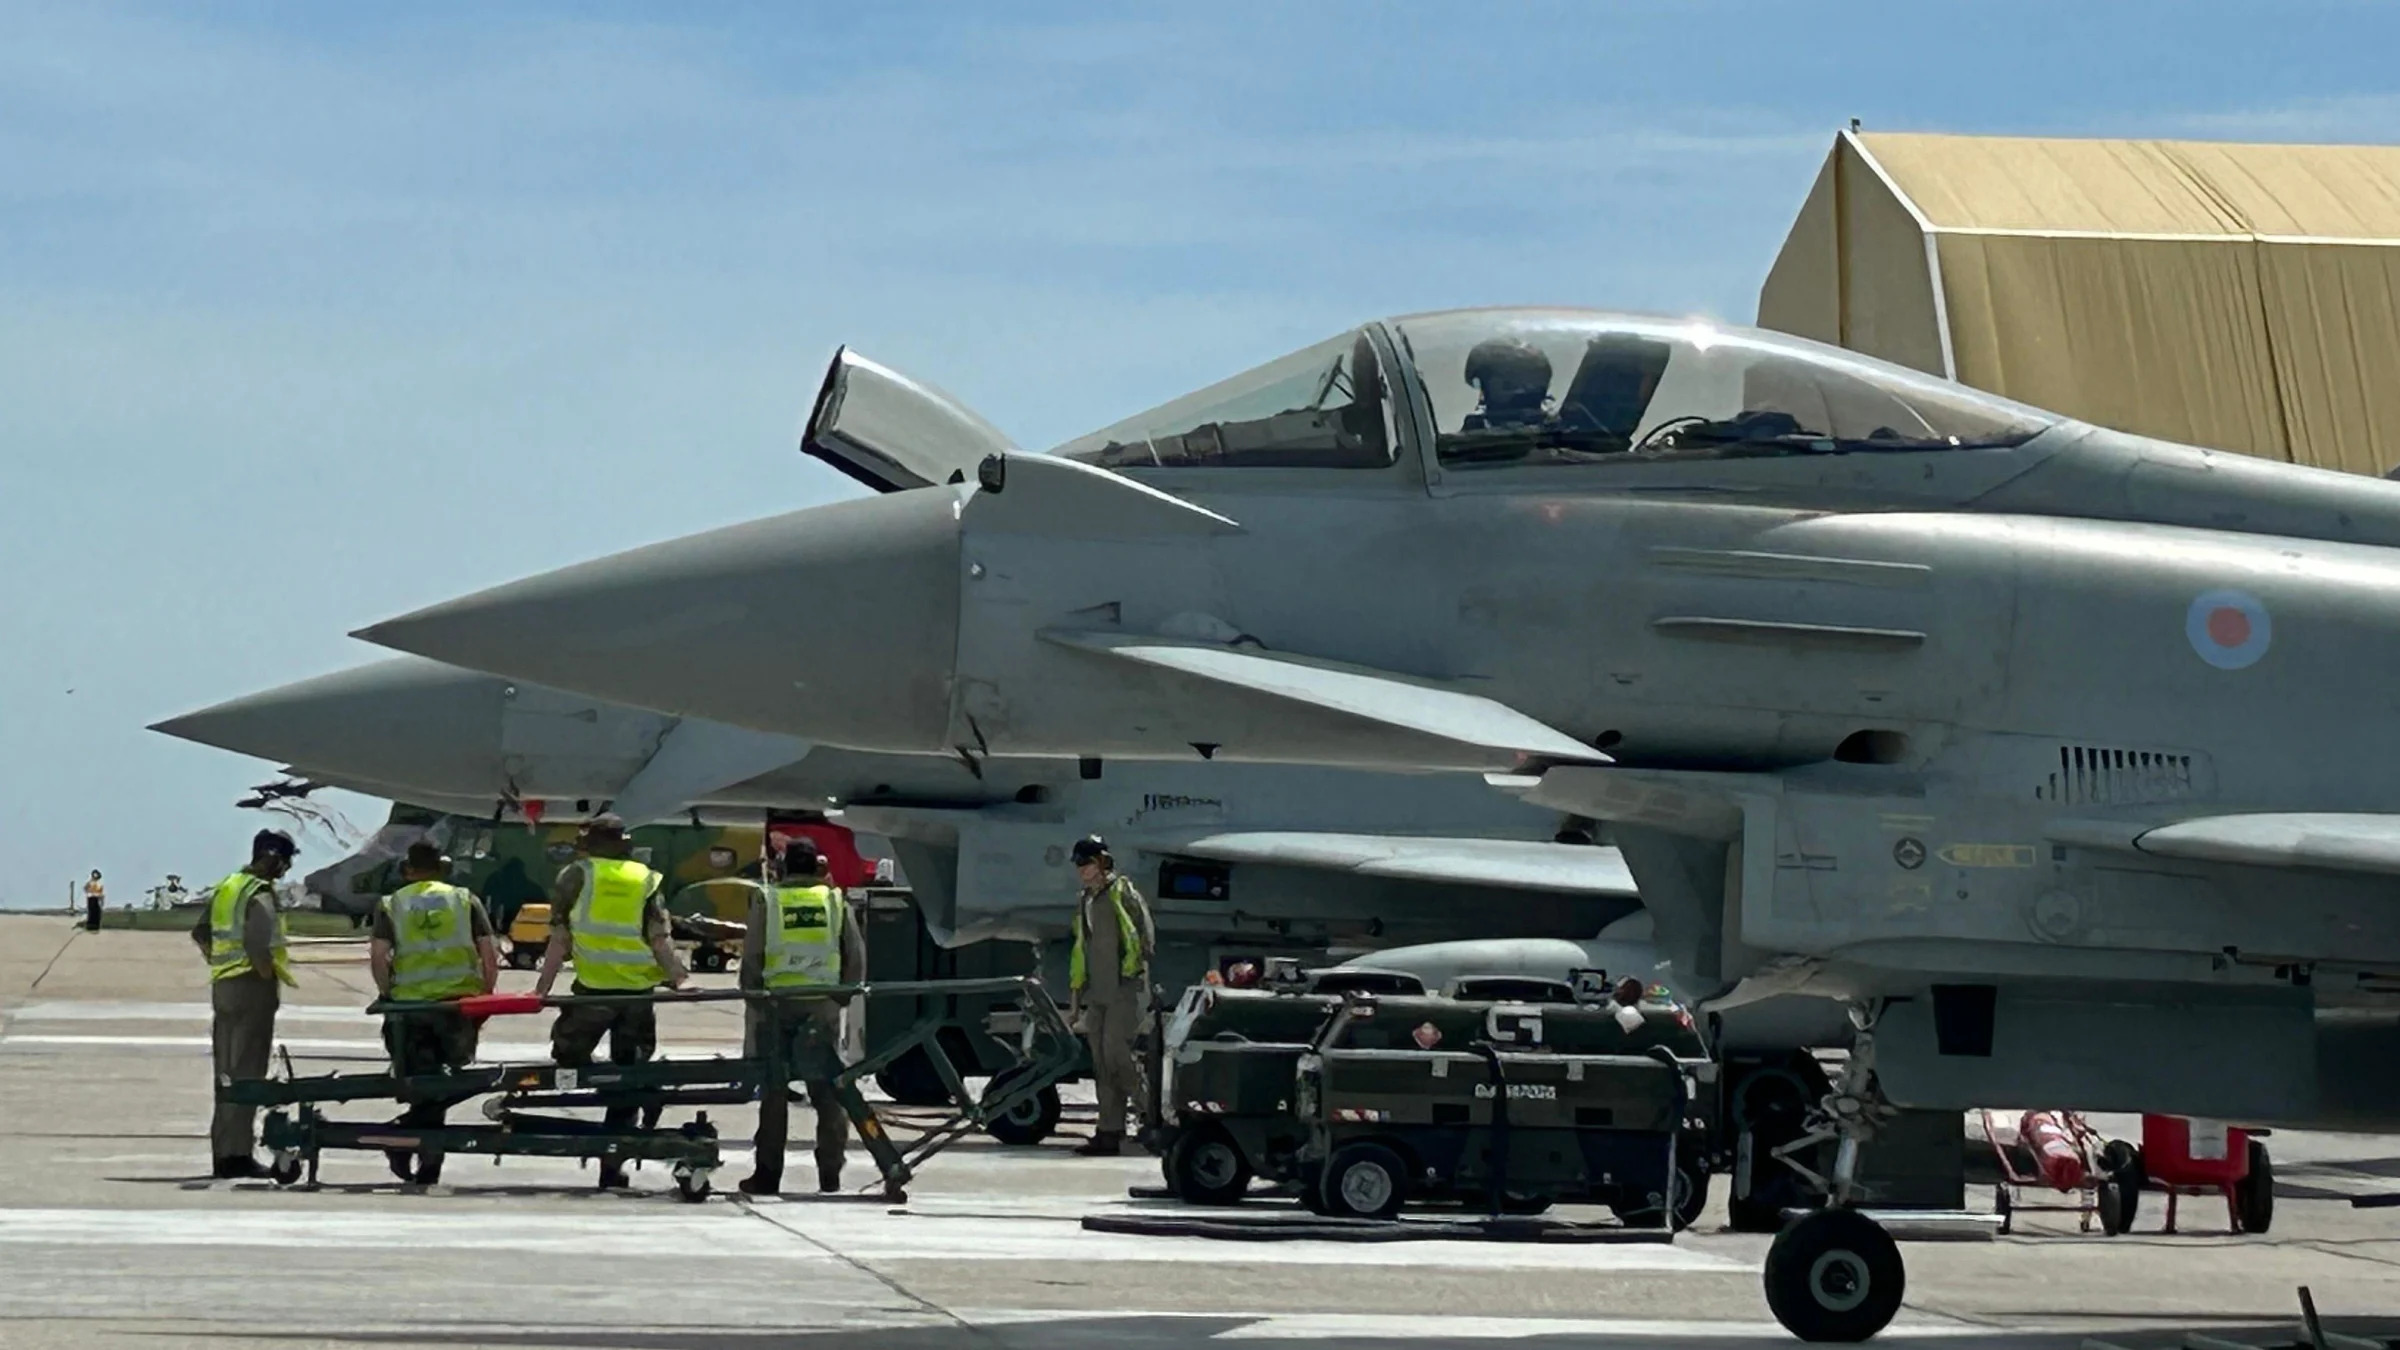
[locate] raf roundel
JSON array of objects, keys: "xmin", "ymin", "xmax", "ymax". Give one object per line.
[{"xmin": 2187, "ymin": 588, "xmax": 2271, "ymax": 670}]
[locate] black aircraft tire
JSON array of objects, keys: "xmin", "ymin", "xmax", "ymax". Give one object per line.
[
  {"xmin": 2237, "ymin": 1139, "xmax": 2274, "ymax": 1235},
  {"xmin": 982, "ymin": 1067, "xmax": 1062, "ymax": 1147},
  {"xmin": 1168, "ymin": 1127, "xmax": 1253, "ymax": 1207},
  {"xmin": 1320, "ymin": 1141, "xmax": 1409, "ymax": 1220},
  {"xmin": 1764, "ymin": 1208, "xmax": 1906, "ymax": 1343}
]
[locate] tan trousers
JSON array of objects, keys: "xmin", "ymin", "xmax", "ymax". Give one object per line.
[
  {"xmin": 747, "ymin": 1003, "xmax": 849, "ymax": 1187},
  {"xmin": 1082, "ymin": 988, "xmax": 1146, "ymax": 1137},
  {"xmin": 210, "ymin": 976, "xmax": 279, "ymax": 1160}
]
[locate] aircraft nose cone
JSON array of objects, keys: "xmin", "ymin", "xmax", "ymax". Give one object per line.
[
  {"xmin": 354, "ymin": 490, "xmax": 964, "ymax": 751},
  {"xmin": 150, "ymin": 656, "xmax": 510, "ymax": 791}
]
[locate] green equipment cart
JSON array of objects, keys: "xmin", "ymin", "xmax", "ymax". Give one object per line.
[{"xmin": 221, "ymin": 976, "xmax": 1081, "ymax": 1202}]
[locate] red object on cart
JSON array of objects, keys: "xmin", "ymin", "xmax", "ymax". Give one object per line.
[
  {"xmin": 2136, "ymin": 1113, "xmax": 2251, "ymax": 1233},
  {"xmin": 1981, "ymin": 1108, "xmax": 2107, "ymax": 1233},
  {"xmin": 456, "ymin": 992, "xmax": 547, "ymax": 1019},
  {"xmin": 2019, "ymin": 1111, "xmax": 2088, "ymax": 1191}
]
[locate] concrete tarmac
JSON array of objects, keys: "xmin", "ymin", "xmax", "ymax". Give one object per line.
[{"xmin": 6, "ymin": 915, "xmax": 2400, "ymax": 1349}]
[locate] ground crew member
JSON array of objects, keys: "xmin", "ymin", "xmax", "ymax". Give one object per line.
[
  {"xmin": 369, "ymin": 842, "xmax": 500, "ymax": 1185},
  {"xmin": 532, "ymin": 814, "xmax": 689, "ymax": 1188},
  {"xmin": 189, "ymin": 829, "xmax": 299, "ymax": 1178},
  {"xmin": 83, "ymin": 870, "xmax": 105, "ymax": 931},
  {"xmin": 1066, "ymin": 835, "xmax": 1154, "ymax": 1157},
  {"xmin": 739, "ymin": 840, "xmax": 867, "ymax": 1196}
]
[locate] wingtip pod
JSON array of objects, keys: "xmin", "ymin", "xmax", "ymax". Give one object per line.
[{"xmin": 965, "ymin": 452, "xmax": 1244, "ymax": 537}]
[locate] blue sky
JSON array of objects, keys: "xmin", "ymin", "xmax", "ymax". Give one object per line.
[{"xmin": 5, "ymin": 1, "xmax": 2398, "ymax": 905}]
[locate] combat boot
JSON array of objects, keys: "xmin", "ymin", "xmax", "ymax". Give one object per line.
[
  {"xmin": 818, "ymin": 1167, "xmax": 843, "ymax": 1195},
  {"xmin": 1073, "ymin": 1132, "xmax": 1123, "ymax": 1157}
]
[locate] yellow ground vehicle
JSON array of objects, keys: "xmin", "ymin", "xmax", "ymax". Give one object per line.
[{"xmin": 504, "ymin": 902, "xmax": 553, "ymax": 969}]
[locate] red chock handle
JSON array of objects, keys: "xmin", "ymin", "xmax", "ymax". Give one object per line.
[{"xmin": 457, "ymin": 992, "xmax": 547, "ymax": 1018}]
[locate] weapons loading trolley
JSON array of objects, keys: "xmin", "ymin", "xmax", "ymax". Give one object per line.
[{"xmin": 219, "ymin": 976, "xmax": 1082, "ymax": 1202}]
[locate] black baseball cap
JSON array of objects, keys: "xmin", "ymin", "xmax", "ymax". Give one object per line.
[
  {"xmin": 1069, "ymin": 835, "xmax": 1109, "ymax": 865},
  {"xmin": 252, "ymin": 829, "xmax": 300, "ymax": 859}
]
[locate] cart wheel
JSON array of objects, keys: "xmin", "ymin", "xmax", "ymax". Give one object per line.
[
  {"xmin": 1320, "ymin": 1141, "xmax": 1408, "ymax": 1220},
  {"xmin": 268, "ymin": 1151, "xmax": 305, "ymax": 1188},
  {"xmin": 1994, "ymin": 1183, "xmax": 2012, "ymax": 1235},
  {"xmin": 1168, "ymin": 1126, "xmax": 1253, "ymax": 1207},
  {"xmin": 1764, "ymin": 1208, "xmax": 1906, "ymax": 1343},
  {"xmin": 1493, "ymin": 1192, "xmax": 1553, "ymax": 1216},
  {"xmin": 673, "ymin": 1166, "xmax": 713, "ymax": 1203},
  {"xmin": 2235, "ymin": 1139, "xmax": 2273, "ymax": 1235},
  {"xmin": 508, "ymin": 947, "xmax": 534, "ymax": 970},
  {"xmin": 2097, "ymin": 1139, "xmax": 2138, "ymax": 1179},
  {"xmin": 1671, "ymin": 1157, "xmax": 1711, "ymax": 1232},
  {"xmin": 2097, "ymin": 1177, "xmax": 2136, "ymax": 1237},
  {"xmin": 982, "ymin": 1066, "xmax": 1062, "ymax": 1146},
  {"xmin": 2096, "ymin": 1142, "xmax": 2142, "ymax": 1236}
]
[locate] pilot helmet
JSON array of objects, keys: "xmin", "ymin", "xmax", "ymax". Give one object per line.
[{"xmin": 1463, "ymin": 337, "xmax": 1553, "ymax": 407}]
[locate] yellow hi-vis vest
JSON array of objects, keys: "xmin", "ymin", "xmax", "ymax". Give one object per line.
[
  {"xmin": 208, "ymin": 872, "xmax": 292, "ymax": 985},
  {"xmin": 385, "ymin": 881, "xmax": 483, "ymax": 1002},
  {"xmin": 1069, "ymin": 876, "xmax": 1142, "ymax": 993},
  {"xmin": 762, "ymin": 883, "xmax": 843, "ymax": 990},
  {"xmin": 569, "ymin": 858, "xmax": 664, "ymax": 990}
]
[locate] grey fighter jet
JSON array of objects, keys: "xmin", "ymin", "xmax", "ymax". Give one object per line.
[
  {"xmin": 358, "ymin": 314, "xmax": 2400, "ymax": 1339},
  {"xmin": 152, "ymin": 656, "xmax": 1642, "ymax": 978}
]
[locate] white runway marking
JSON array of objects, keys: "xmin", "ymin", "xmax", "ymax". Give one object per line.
[
  {"xmin": 956, "ymin": 1308, "xmax": 1999, "ymax": 1341},
  {"xmin": 0, "ymin": 1207, "xmax": 817, "ymax": 1258},
  {"xmin": 8, "ymin": 1000, "xmax": 380, "ymax": 1024}
]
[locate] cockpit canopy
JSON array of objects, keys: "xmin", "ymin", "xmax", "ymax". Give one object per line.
[
  {"xmin": 1055, "ymin": 328, "xmax": 1398, "ymax": 470},
  {"xmin": 1054, "ymin": 307, "xmax": 2056, "ymax": 472}
]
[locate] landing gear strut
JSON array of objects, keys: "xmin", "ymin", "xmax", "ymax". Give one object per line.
[{"xmin": 1761, "ymin": 1005, "xmax": 1907, "ymax": 1343}]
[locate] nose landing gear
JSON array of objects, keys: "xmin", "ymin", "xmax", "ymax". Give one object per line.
[{"xmin": 1760, "ymin": 1004, "xmax": 1909, "ymax": 1343}]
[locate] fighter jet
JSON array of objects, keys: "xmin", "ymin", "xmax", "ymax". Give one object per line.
[
  {"xmin": 358, "ymin": 313, "xmax": 2400, "ymax": 1338},
  {"xmin": 151, "ymin": 656, "xmax": 1643, "ymax": 977}
]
